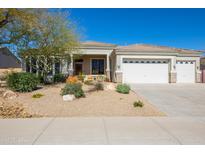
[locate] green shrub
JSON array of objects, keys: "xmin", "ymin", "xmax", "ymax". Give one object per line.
[
  {"xmin": 37, "ymin": 75, "xmax": 44, "ymax": 84},
  {"xmin": 61, "ymin": 83, "xmax": 85, "ymax": 98},
  {"xmin": 53, "ymin": 73, "xmax": 66, "ymax": 83},
  {"xmin": 95, "ymin": 82, "xmax": 104, "ymax": 91},
  {"xmin": 7, "ymin": 72, "xmax": 39, "ymax": 92},
  {"xmin": 32, "ymin": 93, "xmax": 44, "ymax": 98},
  {"xmin": 84, "ymin": 80, "xmax": 94, "ymax": 85},
  {"xmin": 133, "ymin": 101, "xmax": 144, "ymax": 108},
  {"xmin": 116, "ymin": 84, "xmax": 130, "ymax": 94}
]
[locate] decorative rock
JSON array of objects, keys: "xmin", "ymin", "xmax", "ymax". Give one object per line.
[
  {"xmin": 63, "ymin": 94, "xmax": 75, "ymax": 101},
  {"xmin": 3, "ymin": 90, "xmax": 18, "ymax": 100},
  {"xmin": 0, "ymin": 80, "xmax": 7, "ymax": 87},
  {"xmin": 105, "ymin": 83, "xmax": 116, "ymax": 90}
]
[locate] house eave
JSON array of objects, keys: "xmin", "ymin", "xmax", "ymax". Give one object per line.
[
  {"xmin": 114, "ymin": 50, "xmax": 201, "ymax": 57},
  {"xmin": 79, "ymin": 46, "xmax": 116, "ymax": 50}
]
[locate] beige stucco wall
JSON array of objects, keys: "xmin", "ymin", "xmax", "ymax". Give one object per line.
[{"xmin": 169, "ymin": 72, "xmax": 177, "ymax": 83}]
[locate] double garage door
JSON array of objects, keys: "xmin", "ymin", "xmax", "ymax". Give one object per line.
[{"xmin": 122, "ymin": 59, "xmax": 195, "ymax": 83}]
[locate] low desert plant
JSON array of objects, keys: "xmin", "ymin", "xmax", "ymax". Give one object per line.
[
  {"xmin": 66, "ymin": 76, "xmax": 78, "ymax": 84},
  {"xmin": 96, "ymin": 75, "xmax": 105, "ymax": 82},
  {"xmin": 116, "ymin": 84, "xmax": 130, "ymax": 94},
  {"xmin": 32, "ymin": 93, "xmax": 44, "ymax": 98},
  {"xmin": 61, "ymin": 83, "xmax": 85, "ymax": 98},
  {"xmin": 95, "ymin": 82, "xmax": 104, "ymax": 91},
  {"xmin": 133, "ymin": 101, "xmax": 144, "ymax": 108},
  {"xmin": 78, "ymin": 72, "xmax": 85, "ymax": 82},
  {"xmin": 84, "ymin": 80, "xmax": 94, "ymax": 85},
  {"xmin": 7, "ymin": 72, "xmax": 39, "ymax": 92},
  {"xmin": 53, "ymin": 73, "xmax": 66, "ymax": 83}
]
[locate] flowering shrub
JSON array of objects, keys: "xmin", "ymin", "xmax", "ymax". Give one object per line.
[
  {"xmin": 87, "ymin": 75, "xmax": 94, "ymax": 81},
  {"xmin": 66, "ymin": 76, "xmax": 78, "ymax": 84}
]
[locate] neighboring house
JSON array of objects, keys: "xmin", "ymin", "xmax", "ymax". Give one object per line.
[
  {"xmin": 200, "ymin": 57, "xmax": 205, "ymax": 70},
  {"xmin": 0, "ymin": 47, "xmax": 21, "ymax": 74},
  {"xmin": 23, "ymin": 41, "xmax": 202, "ymax": 84},
  {"xmin": 200, "ymin": 57, "xmax": 205, "ymax": 83}
]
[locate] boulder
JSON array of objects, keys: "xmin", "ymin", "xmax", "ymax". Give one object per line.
[
  {"xmin": 63, "ymin": 94, "xmax": 75, "ymax": 101},
  {"xmin": 105, "ymin": 83, "xmax": 116, "ymax": 90},
  {"xmin": 2, "ymin": 90, "xmax": 18, "ymax": 100},
  {"xmin": 0, "ymin": 80, "xmax": 7, "ymax": 87}
]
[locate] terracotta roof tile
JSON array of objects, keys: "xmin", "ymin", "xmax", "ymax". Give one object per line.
[
  {"xmin": 81, "ymin": 41, "xmax": 116, "ymax": 47},
  {"xmin": 115, "ymin": 44, "xmax": 202, "ymax": 54}
]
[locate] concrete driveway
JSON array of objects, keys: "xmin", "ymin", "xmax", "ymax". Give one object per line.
[{"xmin": 132, "ymin": 84, "xmax": 205, "ymax": 116}]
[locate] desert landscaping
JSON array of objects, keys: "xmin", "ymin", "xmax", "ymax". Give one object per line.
[{"xmin": 0, "ymin": 82, "xmax": 165, "ymax": 118}]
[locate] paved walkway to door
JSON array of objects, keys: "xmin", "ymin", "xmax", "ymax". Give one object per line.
[{"xmin": 132, "ymin": 84, "xmax": 205, "ymax": 116}]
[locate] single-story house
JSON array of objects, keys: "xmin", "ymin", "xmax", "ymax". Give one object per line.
[
  {"xmin": 0, "ymin": 47, "xmax": 22, "ymax": 74},
  {"xmin": 23, "ymin": 41, "xmax": 202, "ymax": 84}
]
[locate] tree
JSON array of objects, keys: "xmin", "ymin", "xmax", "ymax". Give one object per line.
[
  {"xmin": 0, "ymin": 9, "xmax": 40, "ymax": 46},
  {"xmin": 0, "ymin": 9, "xmax": 79, "ymax": 81}
]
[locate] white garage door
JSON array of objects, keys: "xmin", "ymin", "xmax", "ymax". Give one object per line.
[
  {"xmin": 122, "ymin": 59, "xmax": 169, "ymax": 83},
  {"xmin": 176, "ymin": 61, "xmax": 195, "ymax": 83}
]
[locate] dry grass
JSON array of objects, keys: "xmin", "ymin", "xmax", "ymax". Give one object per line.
[
  {"xmin": 0, "ymin": 68, "xmax": 22, "ymax": 75},
  {"xmin": 0, "ymin": 97, "xmax": 40, "ymax": 118}
]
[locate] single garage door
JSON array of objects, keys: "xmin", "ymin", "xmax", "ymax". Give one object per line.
[
  {"xmin": 122, "ymin": 59, "xmax": 169, "ymax": 83},
  {"xmin": 176, "ymin": 61, "xmax": 195, "ymax": 83}
]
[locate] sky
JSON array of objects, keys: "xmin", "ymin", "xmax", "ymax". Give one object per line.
[{"xmin": 68, "ymin": 8, "xmax": 205, "ymax": 51}]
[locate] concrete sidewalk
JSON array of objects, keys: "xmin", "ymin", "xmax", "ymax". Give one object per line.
[{"xmin": 0, "ymin": 117, "xmax": 205, "ymax": 145}]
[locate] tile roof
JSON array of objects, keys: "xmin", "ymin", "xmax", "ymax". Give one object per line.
[
  {"xmin": 115, "ymin": 44, "xmax": 202, "ymax": 54},
  {"xmin": 81, "ymin": 41, "xmax": 116, "ymax": 47}
]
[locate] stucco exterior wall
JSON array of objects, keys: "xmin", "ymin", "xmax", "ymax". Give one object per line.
[
  {"xmin": 169, "ymin": 72, "xmax": 177, "ymax": 83},
  {"xmin": 196, "ymin": 72, "xmax": 202, "ymax": 83},
  {"xmin": 110, "ymin": 52, "xmax": 116, "ymax": 82},
  {"xmin": 115, "ymin": 71, "xmax": 123, "ymax": 83}
]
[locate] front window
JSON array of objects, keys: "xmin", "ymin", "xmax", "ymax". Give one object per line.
[{"xmin": 91, "ymin": 59, "xmax": 104, "ymax": 75}]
